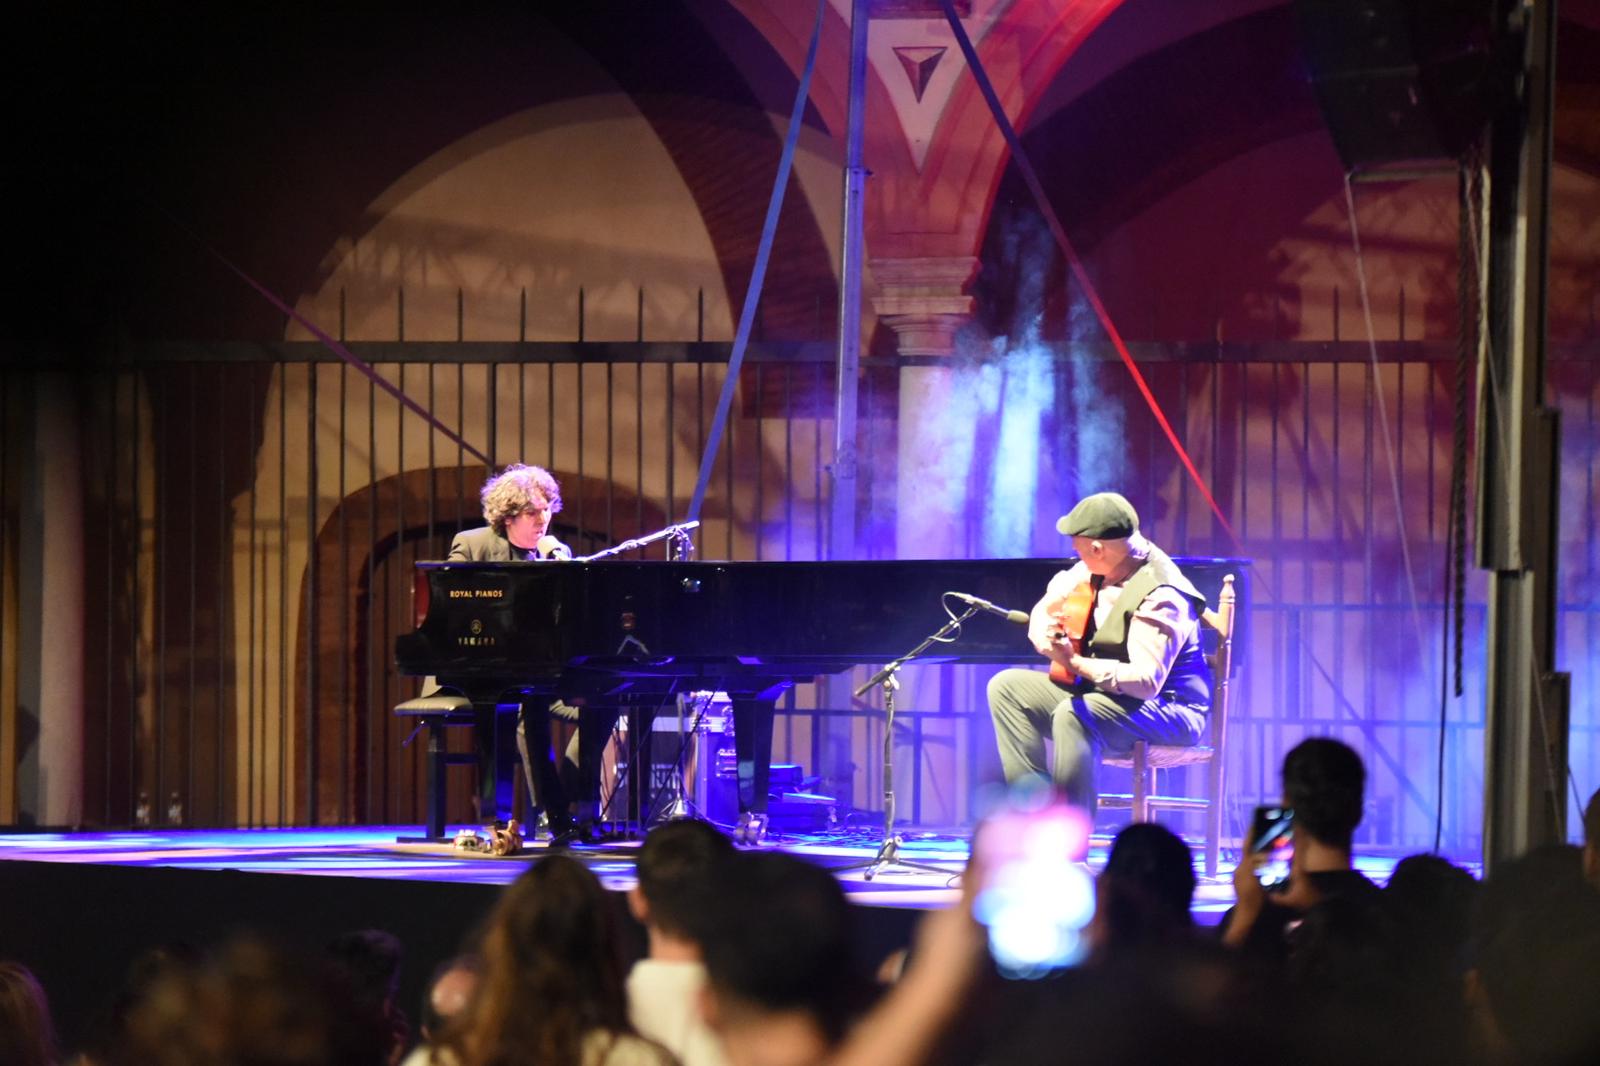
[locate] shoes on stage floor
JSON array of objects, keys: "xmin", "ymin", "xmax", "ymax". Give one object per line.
[
  {"xmin": 733, "ymin": 811, "xmax": 769, "ymax": 846},
  {"xmin": 547, "ymin": 819, "xmax": 599, "ymax": 849}
]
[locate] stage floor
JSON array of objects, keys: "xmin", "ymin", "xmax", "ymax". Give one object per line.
[{"xmin": 0, "ymin": 822, "xmax": 1404, "ymax": 918}]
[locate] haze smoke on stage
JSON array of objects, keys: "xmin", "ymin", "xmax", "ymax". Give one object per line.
[
  {"xmin": 1064, "ymin": 293, "xmax": 1124, "ymax": 510},
  {"xmin": 980, "ymin": 327, "xmax": 1051, "ymax": 558},
  {"xmin": 933, "ymin": 208, "xmax": 1127, "ymax": 559}
]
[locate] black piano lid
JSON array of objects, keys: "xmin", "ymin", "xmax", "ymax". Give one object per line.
[{"xmin": 396, "ymin": 557, "xmax": 1249, "ymax": 681}]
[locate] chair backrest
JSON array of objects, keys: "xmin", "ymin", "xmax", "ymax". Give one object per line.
[{"xmin": 1199, "ymin": 573, "xmax": 1237, "ymax": 747}]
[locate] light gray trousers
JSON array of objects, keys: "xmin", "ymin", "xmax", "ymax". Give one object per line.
[{"xmin": 986, "ymin": 668, "xmax": 1205, "ymax": 814}]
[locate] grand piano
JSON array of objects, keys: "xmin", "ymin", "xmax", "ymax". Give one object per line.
[{"xmin": 394, "ymin": 557, "xmax": 1247, "ymax": 825}]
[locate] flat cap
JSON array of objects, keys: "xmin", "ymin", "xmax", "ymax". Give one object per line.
[{"xmin": 1056, "ymin": 492, "xmax": 1140, "ymax": 539}]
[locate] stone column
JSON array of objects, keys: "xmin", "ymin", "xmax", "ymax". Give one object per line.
[
  {"xmin": 867, "ymin": 256, "xmax": 990, "ymax": 819},
  {"xmin": 871, "ymin": 256, "xmax": 979, "ymax": 560}
]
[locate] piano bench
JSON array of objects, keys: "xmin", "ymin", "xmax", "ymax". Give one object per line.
[{"xmin": 395, "ymin": 694, "xmax": 478, "ymax": 842}]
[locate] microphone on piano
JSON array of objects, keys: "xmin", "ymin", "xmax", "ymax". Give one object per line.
[
  {"xmin": 947, "ymin": 591, "xmax": 1029, "ymax": 625},
  {"xmin": 536, "ymin": 535, "xmax": 573, "ymax": 560}
]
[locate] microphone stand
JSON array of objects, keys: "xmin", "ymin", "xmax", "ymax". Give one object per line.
[
  {"xmin": 574, "ymin": 521, "xmax": 698, "ymax": 833},
  {"xmin": 832, "ymin": 605, "xmax": 981, "ymax": 881},
  {"xmin": 574, "ymin": 520, "xmax": 699, "ymax": 563}
]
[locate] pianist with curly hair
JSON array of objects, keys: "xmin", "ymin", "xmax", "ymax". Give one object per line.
[
  {"xmin": 449, "ymin": 463, "xmax": 570, "ymax": 562},
  {"xmin": 445, "ymin": 464, "xmax": 611, "ymax": 848}
]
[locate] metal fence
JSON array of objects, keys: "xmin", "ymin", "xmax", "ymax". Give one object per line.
[{"xmin": 2, "ymin": 328, "xmax": 1595, "ymax": 856}]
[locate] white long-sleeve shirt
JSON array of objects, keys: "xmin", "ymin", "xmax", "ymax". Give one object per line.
[{"xmin": 1029, "ymin": 561, "xmax": 1199, "ymax": 702}]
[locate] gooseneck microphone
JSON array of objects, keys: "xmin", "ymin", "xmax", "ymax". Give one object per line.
[
  {"xmin": 535, "ymin": 535, "xmax": 573, "ymax": 560},
  {"xmin": 947, "ymin": 591, "xmax": 1029, "ymax": 625}
]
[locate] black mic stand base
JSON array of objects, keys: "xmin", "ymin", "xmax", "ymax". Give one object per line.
[{"xmin": 831, "ymin": 833, "xmax": 961, "ymax": 881}]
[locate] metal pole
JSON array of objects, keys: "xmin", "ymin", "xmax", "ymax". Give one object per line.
[
  {"xmin": 829, "ymin": 0, "xmax": 868, "ymax": 563},
  {"xmin": 1478, "ymin": 0, "xmax": 1569, "ymax": 868}
]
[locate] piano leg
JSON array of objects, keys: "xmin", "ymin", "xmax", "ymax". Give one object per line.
[{"xmin": 731, "ymin": 697, "xmax": 776, "ymax": 815}]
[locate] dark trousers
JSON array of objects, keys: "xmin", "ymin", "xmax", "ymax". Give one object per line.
[
  {"xmin": 517, "ymin": 699, "xmax": 615, "ymax": 823},
  {"xmin": 472, "ymin": 702, "xmax": 520, "ymax": 822}
]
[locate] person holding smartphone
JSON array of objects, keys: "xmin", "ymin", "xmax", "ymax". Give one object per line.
[
  {"xmin": 1222, "ymin": 737, "xmax": 1381, "ymax": 960},
  {"xmin": 986, "ymin": 492, "xmax": 1212, "ymax": 815}
]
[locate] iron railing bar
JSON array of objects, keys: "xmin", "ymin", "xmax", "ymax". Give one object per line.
[
  {"xmin": 585, "ymin": 356, "xmax": 592, "ymax": 541},
  {"xmin": 487, "ymin": 358, "xmax": 498, "ymax": 475},
  {"xmin": 132, "ymin": 366, "xmax": 144, "ymax": 826},
  {"xmin": 1331, "ymin": 360, "xmax": 1346, "ymax": 766},
  {"xmin": 366, "ymin": 374, "xmax": 378, "ymax": 822},
  {"xmin": 1365, "ymin": 361, "xmax": 1385, "ymax": 831},
  {"xmin": 278, "ymin": 356, "xmax": 288, "ymax": 825},
  {"xmin": 306, "ymin": 361, "xmax": 319, "ymax": 824},
  {"xmin": 389, "ymin": 362, "xmax": 407, "ymax": 817},
  {"xmin": 606, "ymin": 361, "xmax": 614, "ymax": 542},
  {"xmin": 784, "ymin": 364, "xmax": 794, "ymax": 560},
  {"xmin": 188, "ymin": 361, "xmax": 198, "ymax": 824},
  {"xmin": 105, "ymin": 371, "xmax": 117, "ymax": 823},
  {"xmin": 724, "ymin": 363, "xmax": 734, "ymax": 559},
  {"xmin": 156, "ymin": 366, "xmax": 168, "ymax": 820},
  {"xmin": 755, "ymin": 363, "xmax": 764, "ymax": 561},
  {"xmin": 339, "ymin": 362, "xmax": 349, "ymax": 824},
  {"xmin": 213, "ymin": 363, "xmax": 227, "ymax": 825},
  {"xmin": 338, "ymin": 293, "xmax": 348, "ymax": 826},
  {"xmin": 636, "ymin": 361, "xmax": 644, "ymax": 543},
  {"xmin": 1270, "ymin": 362, "xmax": 1284, "ymax": 793},
  {"xmin": 666, "ymin": 363, "xmax": 676, "ymax": 524},
  {"xmin": 246, "ymin": 369, "xmax": 258, "ymax": 825},
  {"xmin": 423, "ymin": 363, "xmax": 438, "ymax": 824},
  {"xmin": 813, "ymin": 362, "xmax": 823, "ymax": 560}
]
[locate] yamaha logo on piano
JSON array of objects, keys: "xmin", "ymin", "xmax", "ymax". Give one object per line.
[{"xmin": 457, "ymin": 618, "xmax": 497, "ymax": 647}]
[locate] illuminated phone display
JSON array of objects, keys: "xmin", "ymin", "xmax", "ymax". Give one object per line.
[
  {"xmin": 972, "ymin": 802, "xmax": 1095, "ymax": 978},
  {"xmin": 1250, "ymin": 805, "xmax": 1294, "ymax": 889}
]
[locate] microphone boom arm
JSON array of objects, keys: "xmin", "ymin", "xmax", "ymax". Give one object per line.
[
  {"xmin": 854, "ymin": 604, "xmax": 982, "ymax": 699},
  {"xmin": 574, "ymin": 520, "xmax": 700, "ymax": 563}
]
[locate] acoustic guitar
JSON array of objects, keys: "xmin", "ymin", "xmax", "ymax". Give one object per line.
[{"xmin": 1046, "ymin": 580, "xmax": 1097, "ymax": 685}]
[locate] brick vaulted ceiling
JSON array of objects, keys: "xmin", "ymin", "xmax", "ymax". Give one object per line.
[{"xmin": 13, "ymin": 1, "xmax": 1597, "ymax": 354}]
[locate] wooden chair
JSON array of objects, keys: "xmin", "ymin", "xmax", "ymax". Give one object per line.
[{"xmin": 1099, "ymin": 573, "xmax": 1238, "ymax": 877}]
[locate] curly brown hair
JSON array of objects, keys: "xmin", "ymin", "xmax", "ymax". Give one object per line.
[
  {"xmin": 480, "ymin": 464, "xmax": 562, "ymax": 536},
  {"xmin": 441, "ymin": 855, "xmax": 636, "ymax": 1066}
]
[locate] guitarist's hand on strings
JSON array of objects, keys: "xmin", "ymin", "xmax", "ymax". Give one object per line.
[{"xmin": 1041, "ymin": 627, "xmax": 1079, "ymax": 671}]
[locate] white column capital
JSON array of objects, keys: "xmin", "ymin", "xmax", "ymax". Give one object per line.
[{"xmin": 869, "ymin": 256, "xmax": 980, "ymax": 357}]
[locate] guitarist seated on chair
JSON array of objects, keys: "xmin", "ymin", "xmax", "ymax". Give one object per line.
[{"xmin": 986, "ymin": 492, "xmax": 1212, "ymax": 815}]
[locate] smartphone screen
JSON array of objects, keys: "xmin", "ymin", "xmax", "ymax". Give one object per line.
[
  {"xmin": 1249, "ymin": 805, "xmax": 1294, "ymax": 889},
  {"xmin": 971, "ymin": 802, "xmax": 1095, "ymax": 978}
]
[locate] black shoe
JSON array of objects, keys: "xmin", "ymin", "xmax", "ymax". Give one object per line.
[{"xmin": 548, "ymin": 820, "xmax": 598, "ymax": 849}]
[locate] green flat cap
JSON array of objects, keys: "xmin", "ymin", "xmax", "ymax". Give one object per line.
[{"xmin": 1056, "ymin": 492, "xmax": 1140, "ymax": 539}]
